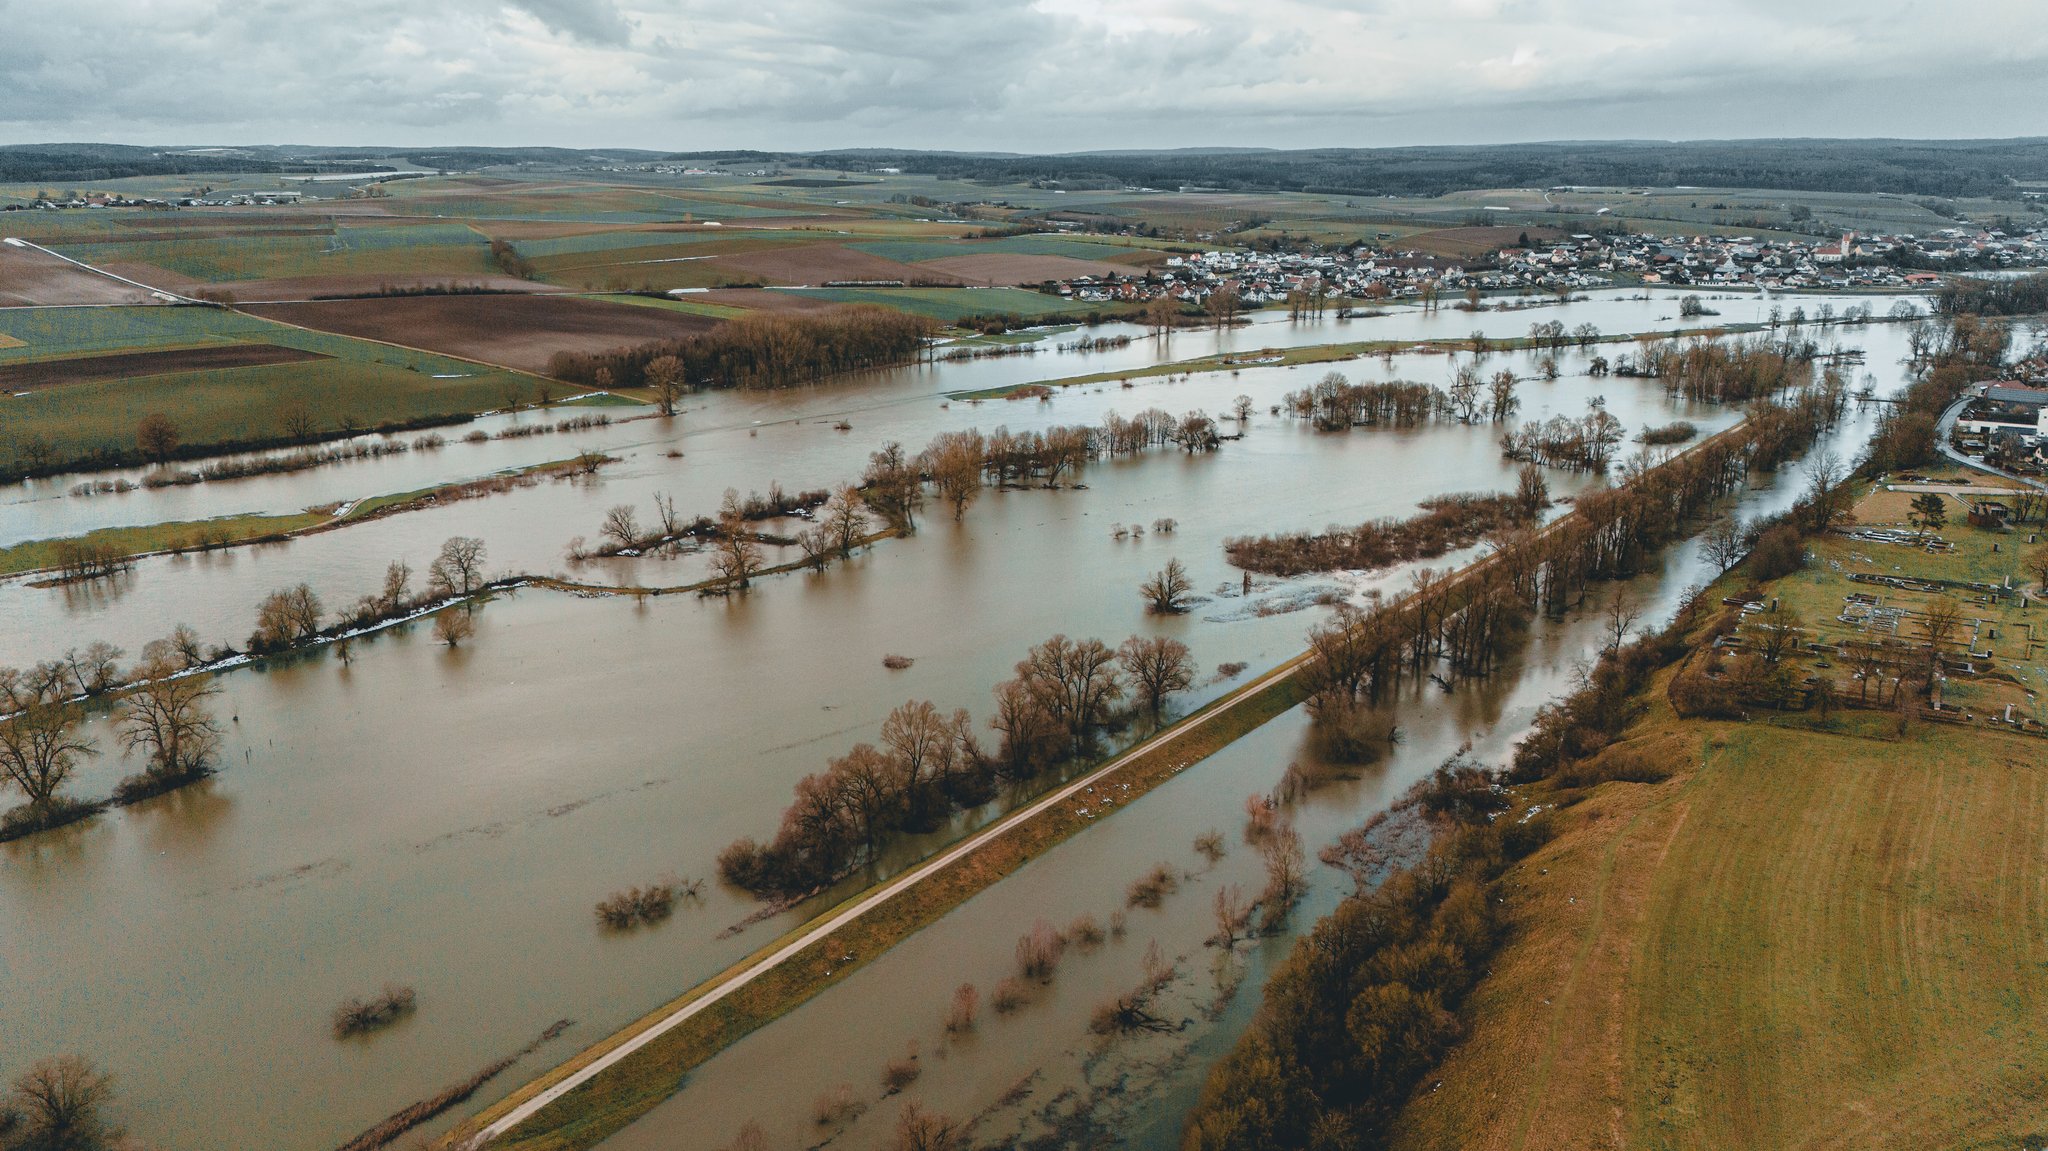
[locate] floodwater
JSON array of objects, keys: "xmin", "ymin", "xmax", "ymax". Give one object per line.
[
  {"xmin": 0, "ymin": 292, "xmax": 1913, "ymax": 1149},
  {"xmin": 0, "ymin": 288, "xmax": 1811, "ymax": 669},
  {"xmin": 600, "ymin": 316, "xmax": 1918, "ymax": 1151}
]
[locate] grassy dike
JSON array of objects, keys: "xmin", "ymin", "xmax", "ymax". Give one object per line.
[
  {"xmin": 948, "ymin": 324, "xmax": 1769, "ymax": 401},
  {"xmin": 1, "ymin": 455, "xmax": 605, "ymax": 581},
  {"xmin": 443, "ymin": 665, "xmax": 1308, "ymax": 1151}
]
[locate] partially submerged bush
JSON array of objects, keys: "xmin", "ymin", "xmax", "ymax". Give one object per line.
[
  {"xmin": 1126, "ymin": 862, "xmax": 1180, "ymax": 909},
  {"xmin": 943, "ymin": 983, "xmax": 979, "ymax": 1033},
  {"xmin": 1016, "ymin": 918, "xmax": 1069, "ymax": 981},
  {"xmin": 881, "ymin": 1042, "xmax": 921, "ymax": 1094},
  {"xmin": 333, "ymin": 984, "xmax": 417, "ymax": 1038},
  {"xmin": 882, "ymin": 654, "xmax": 915, "ymax": 670},
  {"xmin": 1308, "ymin": 701, "xmax": 1399, "ymax": 765},
  {"xmin": 990, "ymin": 975, "xmax": 1031, "ymax": 1014},
  {"xmin": 812, "ymin": 1083, "xmax": 866, "ymax": 1126},
  {"xmin": 1067, "ymin": 913, "xmax": 1106, "ymax": 948},
  {"xmin": 1193, "ymin": 829, "xmax": 1227, "ymax": 863},
  {"xmin": 595, "ymin": 880, "xmax": 682, "ymax": 928}
]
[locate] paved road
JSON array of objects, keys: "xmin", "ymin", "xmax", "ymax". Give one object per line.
[{"xmin": 1935, "ymin": 396, "xmax": 2048, "ymax": 496}]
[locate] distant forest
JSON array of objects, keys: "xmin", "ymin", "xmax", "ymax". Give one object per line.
[
  {"xmin": 10, "ymin": 138, "xmax": 2048, "ymax": 199},
  {"xmin": 824, "ymin": 139, "xmax": 2048, "ymax": 199}
]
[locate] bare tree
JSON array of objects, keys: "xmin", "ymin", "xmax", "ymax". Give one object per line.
[
  {"xmin": 712, "ymin": 489, "xmax": 765, "ymax": 592},
  {"xmin": 137, "ymin": 412, "xmax": 180, "ymax": 465},
  {"xmin": 1118, "ymin": 635, "xmax": 1194, "ymax": 717},
  {"xmin": 251, "ymin": 584, "xmax": 323, "ymax": 649},
  {"xmin": 119, "ymin": 662, "xmax": 221, "ymax": 780},
  {"xmin": 1918, "ymin": 595, "xmax": 1965, "ymax": 676},
  {"xmin": 6, "ymin": 1055, "xmax": 113, "ymax": 1150},
  {"xmin": 823, "ymin": 486, "xmax": 871, "ymax": 558},
  {"xmin": 1751, "ymin": 603, "xmax": 1805, "ymax": 664},
  {"xmin": 653, "ymin": 491, "xmax": 682, "ymax": 540},
  {"xmin": 1703, "ymin": 517, "xmax": 1747, "ymax": 573},
  {"xmin": 433, "ymin": 610, "xmax": 476, "ymax": 648},
  {"xmin": 379, "ymin": 561, "xmax": 413, "ymax": 614},
  {"xmin": 1233, "ymin": 394, "xmax": 1254, "ymax": 422},
  {"xmin": 892, "ymin": 1101, "xmax": 965, "ymax": 1151},
  {"xmin": 862, "ymin": 443, "xmax": 923, "ymax": 532},
  {"xmin": 922, "ymin": 430, "xmax": 985, "ymax": 520},
  {"xmin": 1602, "ymin": 586, "xmax": 1640, "ymax": 654},
  {"xmin": 645, "ymin": 353, "xmax": 686, "ymax": 417},
  {"xmin": 1209, "ymin": 883, "xmax": 1253, "ymax": 948},
  {"xmin": 1141, "ymin": 558, "xmax": 1195, "ymax": 614},
  {"xmin": 64, "ymin": 642, "xmax": 124, "ymax": 696},
  {"xmin": 428, "ymin": 536, "xmax": 487, "ymax": 597},
  {"xmin": 1803, "ymin": 450, "xmax": 1850, "ymax": 532},
  {"xmin": 0, "ymin": 700, "xmax": 96, "ymax": 811},
  {"xmin": 601, "ymin": 504, "xmax": 642, "ymax": 551}
]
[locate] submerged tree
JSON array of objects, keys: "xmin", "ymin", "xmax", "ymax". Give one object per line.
[
  {"xmin": 118, "ymin": 661, "xmax": 222, "ymax": 782},
  {"xmin": 1141, "ymin": 558, "xmax": 1195, "ymax": 614}
]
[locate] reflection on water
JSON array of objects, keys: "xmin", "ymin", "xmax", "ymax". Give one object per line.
[{"xmin": 0, "ymin": 294, "xmax": 1915, "ymax": 1148}]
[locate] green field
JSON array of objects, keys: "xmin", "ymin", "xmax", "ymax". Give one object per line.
[
  {"xmin": 0, "ymin": 305, "xmax": 534, "ymax": 474},
  {"xmin": 3, "ymin": 359, "xmax": 514, "ymax": 467},
  {"xmin": 773, "ymin": 286, "xmax": 1107, "ymax": 320}
]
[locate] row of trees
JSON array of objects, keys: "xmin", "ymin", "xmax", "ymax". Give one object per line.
[
  {"xmin": 1224, "ymin": 476, "xmax": 1549, "ymax": 577},
  {"xmin": 1, "ymin": 627, "xmax": 224, "ymax": 838},
  {"xmin": 1282, "ymin": 373, "xmax": 1450, "ymax": 432},
  {"xmin": 719, "ymin": 634, "xmax": 1197, "ymax": 898},
  {"xmin": 547, "ymin": 305, "xmax": 939, "ymax": 392},
  {"xmin": 1499, "ymin": 403, "xmax": 1627, "ymax": 472},
  {"xmin": 1301, "ymin": 392, "xmax": 1840, "ymax": 721}
]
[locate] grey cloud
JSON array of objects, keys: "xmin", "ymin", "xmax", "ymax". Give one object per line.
[
  {"xmin": 508, "ymin": 0, "xmax": 634, "ymax": 47},
  {"xmin": 0, "ymin": 0, "xmax": 2045, "ymax": 150}
]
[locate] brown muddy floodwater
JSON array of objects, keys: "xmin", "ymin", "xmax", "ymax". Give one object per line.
[{"xmin": 0, "ymin": 297, "xmax": 1912, "ymax": 1148}]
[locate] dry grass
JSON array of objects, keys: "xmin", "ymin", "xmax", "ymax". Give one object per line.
[{"xmin": 1391, "ymin": 701, "xmax": 2048, "ymax": 1151}]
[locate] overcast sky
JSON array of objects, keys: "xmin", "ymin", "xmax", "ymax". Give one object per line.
[{"xmin": 3, "ymin": 0, "xmax": 2045, "ymax": 152}]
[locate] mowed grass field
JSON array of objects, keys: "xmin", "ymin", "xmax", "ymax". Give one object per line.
[{"xmin": 1390, "ymin": 584, "xmax": 2048, "ymax": 1150}]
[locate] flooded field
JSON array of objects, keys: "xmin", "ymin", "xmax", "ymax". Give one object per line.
[{"xmin": 0, "ymin": 291, "xmax": 1912, "ymax": 1148}]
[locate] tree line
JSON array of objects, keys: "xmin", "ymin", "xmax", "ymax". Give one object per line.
[
  {"xmin": 1183, "ymin": 384, "xmax": 1855, "ymax": 1148},
  {"xmin": 1225, "ymin": 479, "xmax": 1549, "ymax": 577},
  {"xmin": 546, "ymin": 305, "xmax": 938, "ymax": 392},
  {"xmin": 718, "ymin": 633, "xmax": 1198, "ymax": 899}
]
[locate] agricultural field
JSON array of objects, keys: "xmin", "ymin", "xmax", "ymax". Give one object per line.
[
  {"xmin": 0, "ymin": 305, "xmax": 537, "ymax": 475},
  {"xmin": 1389, "ymin": 485, "xmax": 2048, "ymax": 1151},
  {"xmin": 249, "ymin": 293, "xmax": 723, "ymax": 375}
]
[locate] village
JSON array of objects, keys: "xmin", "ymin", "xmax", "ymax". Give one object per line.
[{"xmin": 1049, "ymin": 225, "xmax": 2048, "ymax": 306}]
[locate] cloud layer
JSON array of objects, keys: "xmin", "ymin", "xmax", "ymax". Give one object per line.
[{"xmin": 2, "ymin": 0, "xmax": 2044, "ymax": 150}]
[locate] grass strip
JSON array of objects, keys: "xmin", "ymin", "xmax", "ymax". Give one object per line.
[{"xmin": 0, "ymin": 511, "xmax": 325, "ymax": 577}]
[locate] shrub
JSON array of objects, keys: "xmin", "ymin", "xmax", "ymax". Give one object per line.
[
  {"xmin": 1016, "ymin": 918, "xmax": 1068, "ymax": 980},
  {"xmin": 882, "ymin": 654, "xmax": 915, "ymax": 670},
  {"xmin": 811, "ymin": 1083, "xmax": 865, "ymax": 1126},
  {"xmin": 333, "ymin": 984, "xmax": 417, "ymax": 1038},
  {"xmin": 943, "ymin": 983, "xmax": 979, "ymax": 1033},
  {"xmin": 1064, "ymin": 913, "xmax": 1105, "ymax": 948},
  {"xmin": 1126, "ymin": 863, "xmax": 1180, "ymax": 909},
  {"xmin": 990, "ymin": 975, "xmax": 1031, "ymax": 1014},
  {"xmin": 881, "ymin": 1043, "xmax": 921, "ymax": 1093},
  {"xmin": 1308, "ymin": 702, "xmax": 1398, "ymax": 764},
  {"xmin": 595, "ymin": 882, "xmax": 679, "ymax": 928},
  {"xmin": 1748, "ymin": 523, "xmax": 1807, "ymax": 580}
]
